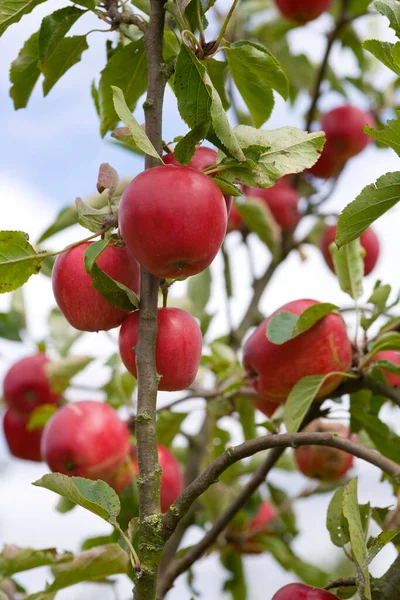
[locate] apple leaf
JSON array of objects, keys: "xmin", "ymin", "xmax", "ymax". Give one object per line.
[
  {"xmin": 99, "ymin": 39, "xmax": 147, "ymax": 137},
  {"xmin": 9, "ymin": 31, "xmax": 41, "ymax": 109},
  {"xmin": 48, "ymin": 308, "xmax": 82, "ymax": 356},
  {"xmin": 363, "ymin": 530, "xmax": 400, "ymax": 568},
  {"xmin": 374, "ymin": 0, "xmax": 400, "ymax": 37},
  {"xmin": 267, "ymin": 303, "xmax": 338, "ymax": 345},
  {"xmin": 364, "ymin": 117, "xmax": 400, "ymax": 156},
  {"xmin": 42, "ymin": 36, "xmax": 88, "ymax": 96},
  {"xmin": 38, "ymin": 6, "xmax": 86, "ymax": 63},
  {"xmin": 156, "ymin": 411, "xmax": 188, "ymax": 447},
  {"xmin": 75, "ymin": 198, "xmax": 115, "ymax": 234},
  {"xmin": 362, "ymin": 40, "xmax": 400, "ymax": 76},
  {"xmin": 0, "ymin": 231, "xmax": 43, "ymax": 293},
  {"xmin": 188, "ymin": 268, "xmax": 211, "ymax": 313},
  {"xmin": 235, "ymin": 395, "xmax": 257, "ymax": 441},
  {"xmin": 224, "ymin": 40, "xmax": 288, "ymax": 128},
  {"xmin": 84, "ymin": 240, "xmax": 139, "ymax": 311},
  {"xmin": 112, "ymin": 86, "xmax": 162, "ymax": 162},
  {"xmin": 367, "ymin": 331, "xmax": 400, "ymax": 354},
  {"xmin": 0, "ymin": 0, "xmax": 47, "ymax": 36},
  {"xmin": 25, "ymin": 544, "xmax": 129, "ymax": 599},
  {"xmin": 371, "ymin": 359, "xmax": 400, "ymax": 375},
  {"xmin": 236, "ymin": 196, "xmax": 281, "ymax": 257},
  {"xmin": 330, "ymin": 238, "xmax": 364, "ymax": 300},
  {"xmin": 33, "ymin": 474, "xmax": 121, "ymax": 525},
  {"xmin": 0, "ymin": 545, "xmax": 73, "ymax": 577},
  {"xmin": 173, "ymin": 121, "xmax": 210, "ymax": 165},
  {"xmin": 220, "ymin": 547, "xmax": 246, "ymax": 600},
  {"xmin": 326, "ymin": 488, "xmax": 350, "ymax": 547},
  {"xmin": 336, "ymin": 172, "xmax": 400, "ymax": 247},
  {"xmin": 212, "ymin": 178, "xmax": 241, "ymax": 196},
  {"xmin": 283, "ymin": 374, "xmax": 332, "ymax": 433},
  {"xmin": 0, "ymin": 300, "xmax": 25, "ymax": 341},
  {"xmin": 27, "ymin": 404, "xmax": 58, "ymax": 431},
  {"xmin": 205, "ymin": 58, "xmax": 230, "ymax": 110},
  {"xmin": 45, "ymin": 355, "xmax": 93, "ymax": 394},
  {"xmin": 342, "ymin": 479, "xmax": 371, "ymax": 599}
]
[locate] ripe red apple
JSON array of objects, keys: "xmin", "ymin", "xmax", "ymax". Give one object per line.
[
  {"xmin": 251, "ymin": 395, "xmax": 280, "ymax": 418},
  {"xmin": 119, "ymin": 307, "xmax": 203, "ymax": 391},
  {"xmin": 110, "ymin": 444, "xmax": 183, "ymax": 513},
  {"xmin": 248, "ymin": 501, "xmax": 277, "ymax": 532},
  {"xmin": 52, "ymin": 242, "xmax": 140, "ymax": 332},
  {"xmin": 372, "ymin": 350, "xmax": 400, "ymax": 388},
  {"xmin": 163, "ymin": 146, "xmax": 232, "ymax": 214},
  {"xmin": 321, "ymin": 105, "xmax": 375, "ymax": 160},
  {"xmin": 3, "ymin": 354, "xmax": 60, "ymax": 415},
  {"xmin": 119, "ymin": 165, "xmax": 227, "ymax": 279},
  {"xmin": 3, "ymin": 409, "xmax": 43, "ymax": 462},
  {"xmin": 275, "ymin": 0, "xmax": 333, "ymax": 23},
  {"xmin": 41, "ymin": 400, "xmax": 130, "ymax": 480},
  {"xmin": 243, "ymin": 179, "xmax": 301, "ymax": 232},
  {"xmin": 308, "ymin": 139, "xmax": 344, "ymax": 179},
  {"xmin": 227, "ymin": 202, "xmax": 243, "ymax": 233},
  {"xmin": 320, "ymin": 225, "xmax": 380, "ymax": 276},
  {"xmin": 242, "ymin": 299, "xmax": 352, "ymax": 403},
  {"xmin": 272, "ymin": 583, "xmax": 338, "ymax": 599},
  {"xmin": 230, "ymin": 500, "xmax": 277, "ymax": 554},
  {"xmin": 294, "ymin": 419, "xmax": 354, "ymax": 482}
]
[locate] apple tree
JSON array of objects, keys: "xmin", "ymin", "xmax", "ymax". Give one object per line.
[{"xmin": 2, "ymin": 0, "xmax": 400, "ymax": 598}]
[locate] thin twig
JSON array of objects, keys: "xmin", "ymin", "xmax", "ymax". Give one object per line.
[{"xmin": 324, "ymin": 578, "xmax": 356, "ymax": 591}]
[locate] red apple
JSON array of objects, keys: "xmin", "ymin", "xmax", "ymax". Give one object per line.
[
  {"xmin": 294, "ymin": 419, "xmax": 354, "ymax": 482},
  {"xmin": 243, "ymin": 179, "xmax": 301, "ymax": 232},
  {"xmin": 52, "ymin": 242, "xmax": 140, "ymax": 332},
  {"xmin": 231, "ymin": 500, "xmax": 277, "ymax": 554},
  {"xmin": 119, "ymin": 165, "xmax": 227, "ymax": 279},
  {"xmin": 321, "ymin": 105, "xmax": 375, "ymax": 160},
  {"xmin": 320, "ymin": 225, "xmax": 380, "ymax": 276},
  {"xmin": 372, "ymin": 350, "xmax": 400, "ymax": 388},
  {"xmin": 251, "ymin": 395, "xmax": 280, "ymax": 418},
  {"xmin": 308, "ymin": 139, "xmax": 344, "ymax": 179},
  {"xmin": 119, "ymin": 307, "xmax": 203, "ymax": 391},
  {"xmin": 242, "ymin": 299, "xmax": 352, "ymax": 403},
  {"xmin": 110, "ymin": 444, "xmax": 183, "ymax": 513},
  {"xmin": 227, "ymin": 202, "xmax": 243, "ymax": 233},
  {"xmin": 41, "ymin": 400, "xmax": 130, "ymax": 480},
  {"xmin": 248, "ymin": 501, "xmax": 277, "ymax": 532},
  {"xmin": 272, "ymin": 583, "xmax": 338, "ymax": 599},
  {"xmin": 3, "ymin": 354, "xmax": 60, "ymax": 415},
  {"xmin": 3, "ymin": 409, "xmax": 43, "ymax": 462},
  {"xmin": 163, "ymin": 146, "xmax": 232, "ymax": 214},
  {"xmin": 275, "ymin": 0, "xmax": 333, "ymax": 23}
]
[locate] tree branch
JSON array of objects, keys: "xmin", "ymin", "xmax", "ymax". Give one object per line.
[
  {"xmin": 134, "ymin": 0, "xmax": 167, "ymax": 598},
  {"xmin": 372, "ymin": 555, "xmax": 400, "ymax": 600},
  {"xmin": 362, "ymin": 374, "xmax": 400, "ymax": 408}
]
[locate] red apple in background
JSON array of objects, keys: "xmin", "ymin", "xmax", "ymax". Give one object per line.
[
  {"xmin": 321, "ymin": 105, "xmax": 375, "ymax": 160},
  {"xmin": 227, "ymin": 202, "xmax": 243, "ymax": 233},
  {"xmin": 3, "ymin": 409, "xmax": 43, "ymax": 462},
  {"xmin": 294, "ymin": 419, "xmax": 354, "ymax": 482},
  {"xmin": 372, "ymin": 351, "xmax": 400, "ymax": 388},
  {"xmin": 119, "ymin": 307, "xmax": 203, "ymax": 391},
  {"xmin": 320, "ymin": 225, "xmax": 380, "ymax": 276},
  {"xmin": 272, "ymin": 583, "xmax": 338, "ymax": 599},
  {"xmin": 230, "ymin": 500, "xmax": 277, "ymax": 554},
  {"xmin": 242, "ymin": 300, "xmax": 352, "ymax": 403},
  {"xmin": 163, "ymin": 146, "xmax": 232, "ymax": 213},
  {"xmin": 275, "ymin": 0, "xmax": 333, "ymax": 23},
  {"xmin": 110, "ymin": 444, "xmax": 183, "ymax": 513},
  {"xmin": 3, "ymin": 354, "xmax": 60, "ymax": 415},
  {"xmin": 119, "ymin": 165, "xmax": 227, "ymax": 279},
  {"xmin": 243, "ymin": 179, "xmax": 301, "ymax": 232},
  {"xmin": 248, "ymin": 501, "xmax": 277, "ymax": 532},
  {"xmin": 308, "ymin": 140, "xmax": 344, "ymax": 179},
  {"xmin": 41, "ymin": 400, "xmax": 130, "ymax": 480},
  {"xmin": 52, "ymin": 242, "xmax": 140, "ymax": 332}
]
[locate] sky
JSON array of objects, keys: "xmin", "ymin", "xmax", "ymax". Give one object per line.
[{"xmin": 1, "ymin": 2, "xmax": 400, "ymax": 599}]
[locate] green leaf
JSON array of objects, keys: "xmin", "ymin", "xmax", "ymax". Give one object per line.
[
  {"xmin": 368, "ymin": 283, "xmax": 391, "ymax": 312},
  {"xmin": 45, "ymin": 355, "xmax": 93, "ymax": 394},
  {"xmin": 205, "ymin": 58, "xmax": 230, "ymax": 110},
  {"xmin": 99, "ymin": 39, "xmax": 147, "ymax": 137},
  {"xmin": 42, "ymin": 36, "xmax": 88, "ymax": 95},
  {"xmin": 336, "ymin": 172, "xmax": 400, "ymax": 247},
  {"xmin": 364, "ymin": 530, "xmax": 400, "ymax": 568},
  {"xmin": 111, "ymin": 86, "xmax": 162, "ymax": 162},
  {"xmin": 174, "ymin": 121, "xmax": 210, "ymax": 166},
  {"xmin": 364, "ymin": 117, "xmax": 400, "ymax": 156},
  {"xmin": 283, "ymin": 374, "xmax": 332, "ymax": 433},
  {"xmin": 342, "ymin": 478, "xmax": 371, "ymax": 599},
  {"xmin": 350, "ymin": 400, "xmax": 400, "ymax": 463},
  {"xmin": 27, "ymin": 404, "xmax": 58, "ymax": 431},
  {"xmin": 220, "ymin": 548, "xmax": 246, "ymax": 600},
  {"xmin": 76, "ymin": 197, "xmax": 116, "ymax": 234},
  {"xmin": 0, "ymin": 546, "xmax": 73, "ymax": 577},
  {"xmin": 236, "ymin": 196, "xmax": 281, "ymax": 257},
  {"xmin": 25, "ymin": 544, "xmax": 129, "ymax": 599},
  {"xmin": 56, "ymin": 497, "xmax": 77, "ymax": 514},
  {"xmin": 48, "ymin": 307, "xmax": 82, "ymax": 356},
  {"xmin": 267, "ymin": 303, "xmax": 338, "ymax": 345},
  {"xmin": 363, "ymin": 40, "xmax": 400, "ymax": 76},
  {"xmin": 374, "ymin": 0, "xmax": 400, "ymax": 36},
  {"xmin": 102, "ymin": 355, "xmax": 136, "ymax": 409},
  {"xmin": 33, "ymin": 474, "xmax": 121, "ymax": 525},
  {"xmin": 174, "ymin": 44, "xmax": 245, "ymax": 161},
  {"xmin": 39, "ymin": 7, "xmax": 85, "ymax": 63},
  {"xmin": 213, "ymin": 178, "xmax": 241, "ymax": 196},
  {"xmin": 236, "ymin": 395, "xmax": 257, "ymax": 441},
  {"xmin": 330, "ymin": 238, "xmax": 364, "ymax": 300},
  {"xmin": 9, "ymin": 31, "xmax": 41, "ymax": 109},
  {"xmin": 156, "ymin": 411, "xmax": 187, "ymax": 447},
  {"xmin": 0, "ymin": 231, "xmax": 42, "ymax": 293},
  {"xmin": 371, "ymin": 359, "xmax": 400, "ymax": 375},
  {"xmin": 188, "ymin": 267, "xmax": 211, "ymax": 313},
  {"xmin": 0, "ymin": 0, "xmax": 47, "ymax": 36},
  {"xmin": 367, "ymin": 331, "xmax": 400, "ymax": 354},
  {"xmin": 84, "ymin": 240, "xmax": 139, "ymax": 311},
  {"xmin": 0, "ymin": 309, "xmax": 25, "ymax": 341},
  {"xmin": 326, "ymin": 488, "xmax": 350, "ymax": 547},
  {"xmin": 225, "ymin": 40, "xmax": 288, "ymax": 128}
]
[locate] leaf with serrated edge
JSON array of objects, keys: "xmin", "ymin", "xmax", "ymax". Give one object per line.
[
  {"xmin": 374, "ymin": 0, "xmax": 400, "ymax": 36},
  {"xmin": 0, "ymin": 0, "xmax": 47, "ymax": 36},
  {"xmin": 39, "ymin": 6, "xmax": 85, "ymax": 62},
  {"xmin": 0, "ymin": 231, "xmax": 43, "ymax": 293},
  {"xmin": 42, "ymin": 36, "xmax": 88, "ymax": 96},
  {"xmin": 112, "ymin": 86, "xmax": 162, "ymax": 161},
  {"xmin": 364, "ymin": 118, "xmax": 400, "ymax": 156},
  {"xmin": 284, "ymin": 374, "xmax": 332, "ymax": 433},
  {"xmin": 9, "ymin": 31, "xmax": 41, "ymax": 109},
  {"xmin": 236, "ymin": 196, "xmax": 281, "ymax": 257},
  {"xmin": 330, "ymin": 239, "xmax": 364, "ymax": 300}
]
